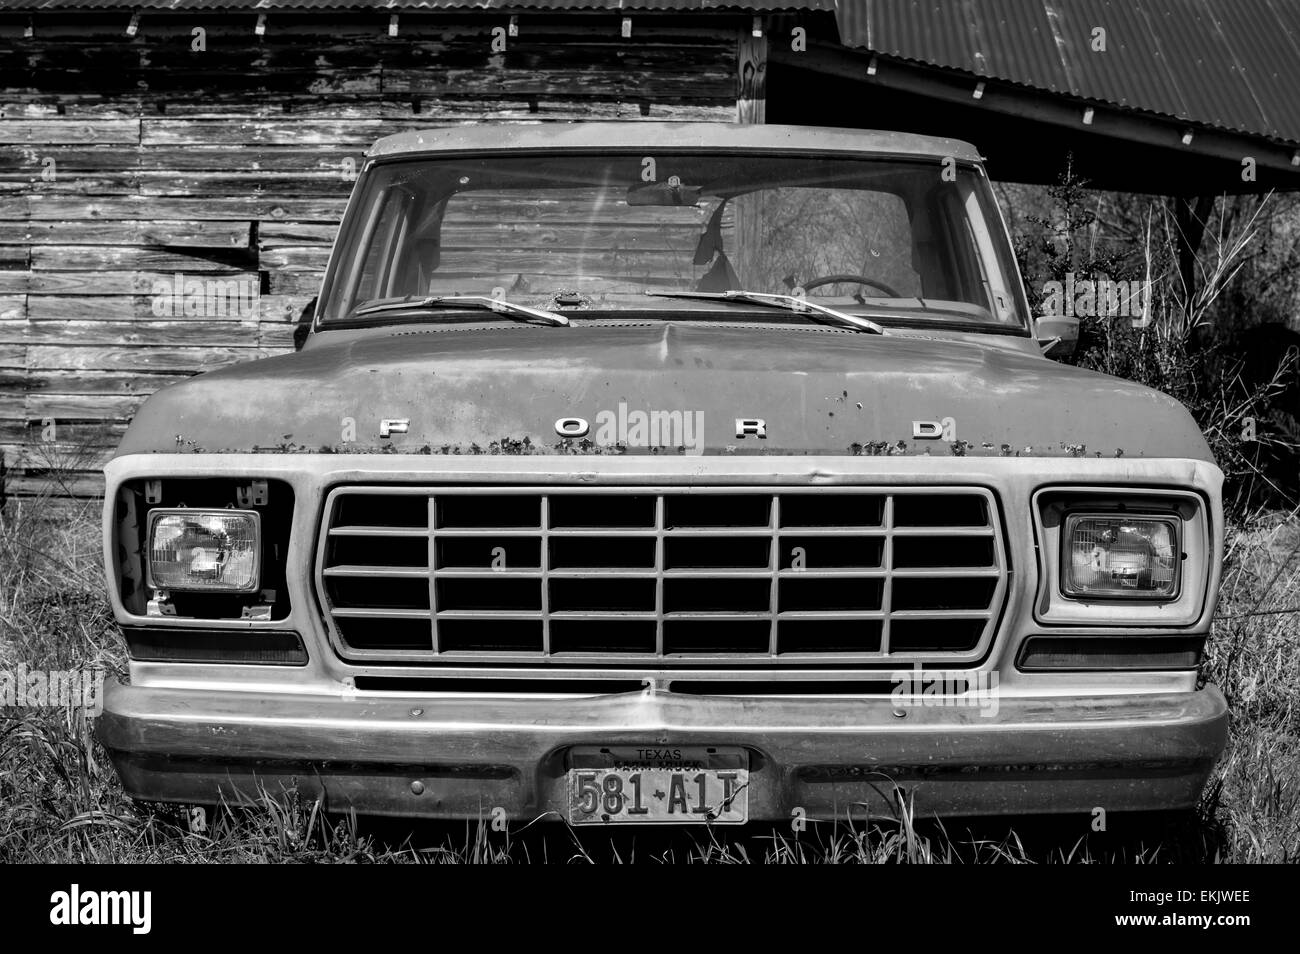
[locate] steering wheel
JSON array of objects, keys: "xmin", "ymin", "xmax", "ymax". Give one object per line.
[{"xmin": 800, "ymin": 273, "xmax": 902, "ymax": 300}]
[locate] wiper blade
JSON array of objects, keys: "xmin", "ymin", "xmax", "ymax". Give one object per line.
[
  {"xmin": 645, "ymin": 290, "xmax": 886, "ymax": 335},
  {"xmin": 351, "ymin": 295, "xmax": 568, "ymax": 326}
]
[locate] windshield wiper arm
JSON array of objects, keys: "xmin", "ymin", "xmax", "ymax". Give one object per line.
[
  {"xmin": 645, "ymin": 290, "xmax": 886, "ymax": 334},
  {"xmin": 351, "ymin": 295, "xmax": 568, "ymax": 326}
]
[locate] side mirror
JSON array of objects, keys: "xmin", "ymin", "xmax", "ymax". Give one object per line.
[
  {"xmin": 293, "ymin": 297, "xmax": 317, "ymax": 351},
  {"xmin": 1035, "ymin": 315, "xmax": 1078, "ymax": 358}
]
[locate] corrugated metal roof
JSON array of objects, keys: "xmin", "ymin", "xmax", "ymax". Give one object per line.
[{"xmin": 836, "ymin": 0, "xmax": 1300, "ymax": 145}]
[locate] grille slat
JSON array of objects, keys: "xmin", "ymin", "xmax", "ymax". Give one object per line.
[
  {"xmin": 317, "ymin": 487, "xmax": 1008, "ymax": 666},
  {"xmin": 324, "ymin": 565, "xmax": 430, "ymax": 578},
  {"xmin": 331, "ymin": 606, "xmax": 432, "ymax": 619},
  {"xmin": 328, "ymin": 526, "xmax": 428, "ymax": 537}
]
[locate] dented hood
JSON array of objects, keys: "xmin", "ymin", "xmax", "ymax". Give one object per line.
[{"xmin": 117, "ymin": 321, "xmax": 1213, "ymax": 461}]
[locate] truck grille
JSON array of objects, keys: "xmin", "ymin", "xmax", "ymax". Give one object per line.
[{"xmin": 316, "ymin": 486, "xmax": 1008, "ymax": 666}]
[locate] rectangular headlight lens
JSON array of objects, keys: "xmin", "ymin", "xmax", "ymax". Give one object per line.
[
  {"xmin": 1063, "ymin": 513, "xmax": 1179, "ymax": 600},
  {"xmin": 147, "ymin": 509, "xmax": 261, "ymax": 593}
]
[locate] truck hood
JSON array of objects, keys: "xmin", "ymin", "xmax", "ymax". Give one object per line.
[{"xmin": 117, "ymin": 321, "xmax": 1213, "ymax": 461}]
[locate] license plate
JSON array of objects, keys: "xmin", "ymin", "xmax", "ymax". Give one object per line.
[{"xmin": 567, "ymin": 746, "xmax": 749, "ymax": 825}]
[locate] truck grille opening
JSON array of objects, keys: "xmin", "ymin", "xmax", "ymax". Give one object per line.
[{"xmin": 317, "ymin": 486, "xmax": 1008, "ymax": 667}]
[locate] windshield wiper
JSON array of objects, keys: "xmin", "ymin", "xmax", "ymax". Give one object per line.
[
  {"xmin": 644, "ymin": 290, "xmax": 886, "ymax": 335},
  {"xmin": 351, "ymin": 295, "xmax": 568, "ymax": 326}
]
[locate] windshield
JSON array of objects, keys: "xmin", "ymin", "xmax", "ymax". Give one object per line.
[{"xmin": 319, "ymin": 151, "xmax": 1029, "ymax": 331}]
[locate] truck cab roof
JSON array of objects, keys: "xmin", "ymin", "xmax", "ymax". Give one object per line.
[{"xmin": 366, "ymin": 122, "xmax": 984, "ymax": 164}]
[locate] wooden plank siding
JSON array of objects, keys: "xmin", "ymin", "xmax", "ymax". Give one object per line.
[{"xmin": 0, "ymin": 12, "xmax": 743, "ymax": 496}]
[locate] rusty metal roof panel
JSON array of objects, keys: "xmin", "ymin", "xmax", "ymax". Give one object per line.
[
  {"xmin": 1137, "ymin": 0, "xmax": 1273, "ymax": 136},
  {"xmin": 851, "ymin": 0, "xmax": 986, "ymax": 76},
  {"xmin": 834, "ymin": 0, "xmax": 1300, "ymax": 145},
  {"xmin": 1046, "ymin": 0, "xmax": 1192, "ymax": 117},
  {"xmin": 970, "ymin": 0, "xmax": 1070, "ymax": 90},
  {"xmin": 839, "ymin": 0, "xmax": 1074, "ymax": 91},
  {"xmin": 1208, "ymin": 0, "xmax": 1300, "ymax": 141}
]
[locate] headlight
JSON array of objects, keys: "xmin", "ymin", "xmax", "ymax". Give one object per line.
[
  {"xmin": 147, "ymin": 509, "xmax": 261, "ymax": 593},
  {"xmin": 1063, "ymin": 514, "xmax": 1178, "ymax": 600}
]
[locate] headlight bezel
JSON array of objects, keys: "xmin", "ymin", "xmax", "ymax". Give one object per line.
[
  {"xmin": 145, "ymin": 507, "xmax": 263, "ymax": 594},
  {"xmin": 1033, "ymin": 488, "xmax": 1209, "ymax": 628}
]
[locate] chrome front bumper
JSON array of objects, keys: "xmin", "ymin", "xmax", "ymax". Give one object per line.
[{"xmin": 98, "ymin": 678, "xmax": 1228, "ymax": 820}]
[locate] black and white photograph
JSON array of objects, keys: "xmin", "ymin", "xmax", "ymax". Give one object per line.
[{"xmin": 0, "ymin": 0, "xmax": 1294, "ymax": 908}]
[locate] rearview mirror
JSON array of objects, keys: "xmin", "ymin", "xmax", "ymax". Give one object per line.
[
  {"xmin": 1036, "ymin": 315, "xmax": 1078, "ymax": 358},
  {"xmin": 626, "ymin": 181, "xmax": 704, "ymax": 207}
]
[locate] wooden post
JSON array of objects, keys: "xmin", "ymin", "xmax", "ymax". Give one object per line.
[
  {"xmin": 736, "ymin": 21, "xmax": 767, "ymax": 124},
  {"xmin": 1174, "ymin": 194, "xmax": 1215, "ymax": 300}
]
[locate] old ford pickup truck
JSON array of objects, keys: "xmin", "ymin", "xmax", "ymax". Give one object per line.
[{"xmin": 97, "ymin": 123, "xmax": 1227, "ymax": 825}]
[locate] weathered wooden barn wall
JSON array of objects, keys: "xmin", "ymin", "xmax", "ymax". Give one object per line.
[{"xmin": 0, "ymin": 12, "xmax": 746, "ymax": 496}]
